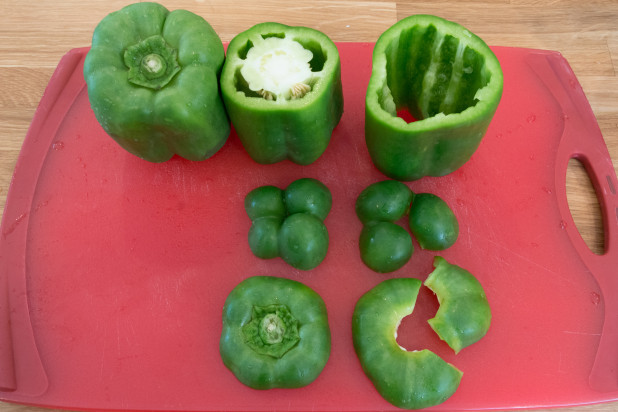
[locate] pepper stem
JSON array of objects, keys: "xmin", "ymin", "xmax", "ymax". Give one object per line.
[
  {"xmin": 242, "ymin": 304, "xmax": 300, "ymax": 358},
  {"xmin": 141, "ymin": 54, "xmax": 168, "ymax": 79},
  {"xmin": 124, "ymin": 35, "xmax": 181, "ymax": 90}
]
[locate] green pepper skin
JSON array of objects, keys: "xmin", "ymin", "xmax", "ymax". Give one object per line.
[
  {"xmin": 279, "ymin": 213, "xmax": 329, "ymax": 271},
  {"xmin": 356, "ymin": 180, "xmax": 414, "ymax": 224},
  {"xmin": 284, "ymin": 178, "xmax": 333, "ymax": 220},
  {"xmin": 248, "ymin": 217, "xmax": 283, "ymax": 259},
  {"xmin": 245, "ymin": 186, "xmax": 286, "ymax": 221},
  {"xmin": 221, "ymin": 22, "xmax": 344, "ymax": 165},
  {"xmin": 359, "ymin": 222, "xmax": 413, "ymax": 273},
  {"xmin": 425, "ymin": 256, "xmax": 491, "ymax": 354},
  {"xmin": 84, "ymin": 2, "xmax": 230, "ymax": 162},
  {"xmin": 365, "ymin": 15, "xmax": 503, "ymax": 180},
  {"xmin": 220, "ymin": 276, "xmax": 331, "ymax": 389},
  {"xmin": 353, "ymin": 277, "xmax": 462, "ymax": 409},
  {"xmin": 409, "ymin": 193, "xmax": 459, "ymax": 250}
]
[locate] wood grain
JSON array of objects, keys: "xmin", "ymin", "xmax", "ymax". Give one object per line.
[{"xmin": 0, "ymin": 0, "xmax": 616, "ymax": 411}]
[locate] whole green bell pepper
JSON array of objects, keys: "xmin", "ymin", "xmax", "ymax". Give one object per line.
[
  {"xmin": 352, "ymin": 277, "xmax": 462, "ymax": 409},
  {"xmin": 426, "ymin": 256, "xmax": 491, "ymax": 353},
  {"xmin": 83, "ymin": 2, "xmax": 230, "ymax": 162},
  {"xmin": 221, "ymin": 22, "xmax": 344, "ymax": 165},
  {"xmin": 365, "ymin": 15, "xmax": 503, "ymax": 180},
  {"xmin": 220, "ymin": 276, "xmax": 331, "ymax": 389}
]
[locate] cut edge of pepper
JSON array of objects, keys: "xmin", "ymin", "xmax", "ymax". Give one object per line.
[{"xmin": 366, "ymin": 14, "xmax": 504, "ymax": 132}]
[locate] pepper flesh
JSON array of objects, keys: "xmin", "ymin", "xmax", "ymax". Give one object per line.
[
  {"xmin": 352, "ymin": 277, "xmax": 462, "ymax": 409},
  {"xmin": 221, "ymin": 22, "xmax": 344, "ymax": 165},
  {"xmin": 425, "ymin": 256, "xmax": 492, "ymax": 353},
  {"xmin": 220, "ymin": 276, "xmax": 331, "ymax": 389},
  {"xmin": 83, "ymin": 2, "xmax": 230, "ymax": 162},
  {"xmin": 365, "ymin": 14, "xmax": 503, "ymax": 180}
]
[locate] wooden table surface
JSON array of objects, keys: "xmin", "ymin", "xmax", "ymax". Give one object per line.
[{"xmin": 0, "ymin": 0, "xmax": 616, "ymax": 411}]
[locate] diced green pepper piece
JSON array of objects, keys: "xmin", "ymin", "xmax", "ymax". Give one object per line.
[
  {"xmin": 359, "ymin": 222, "xmax": 413, "ymax": 273},
  {"xmin": 409, "ymin": 193, "xmax": 459, "ymax": 250},
  {"xmin": 279, "ymin": 213, "xmax": 329, "ymax": 271},
  {"xmin": 355, "ymin": 180, "xmax": 414, "ymax": 224},
  {"xmin": 365, "ymin": 14, "xmax": 503, "ymax": 180},
  {"xmin": 221, "ymin": 22, "xmax": 344, "ymax": 165}
]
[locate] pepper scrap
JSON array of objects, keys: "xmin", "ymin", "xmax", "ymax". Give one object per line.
[
  {"xmin": 356, "ymin": 180, "xmax": 415, "ymax": 273},
  {"xmin": 409, "ymin": 193, "xmax": 459, "ymax": 251},
  {"xmin": 245, "ymin": 178, "xmax": 332, "ymax": 270},
  {"xmin": 220, "ymin": 276, "xmax": 331, "ymax": 389},
  {"xmin": 352, "ymin": 257, "xmax": 491, "ymax": 408},
  {"xmin": 353, "ymin": 277, "xmax": 463, "ymax": 409},
  {"xmin": 365, "ymin": 14, "xmax": 503, "ymax": 180},
  {"xmin": 426, "ymin": 256, "xmax": 491, "ymax": 353},
  {"xmin": 221, "ymin": 22, "xmax": 344, "ymax": 165},
  {"xmin": 84, "ymin": 2, "xmax": 230, "ymax": 162}
]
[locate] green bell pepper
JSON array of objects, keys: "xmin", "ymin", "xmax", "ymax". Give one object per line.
[
  {"xmin": 353, "ymin": 277, "xmax": 462, "ymax": 409},
  {"xmin": 365, "ymin": 14, "xmax": 503, "ymax": 180},
  {"xmin": 221, "ymin": 22, "xmax": 344, "ymax": 165},
  {"xmin": 220, "ymin": 276, "xmax": 331, "ymax": 389},
  {"xmin": 245, "ymin": 178, "xmax": 331, "ymax": 270},
  {"xmin": 425, "ymin": 256, "xmax": 491, "ymax": 353},
  {"xmin": 84, "ymin": 2, "xmax": 229, "ymax": 162},
  {"xmin": 409, "ymin": 193, "xmax": 459, "ymax": 250}
]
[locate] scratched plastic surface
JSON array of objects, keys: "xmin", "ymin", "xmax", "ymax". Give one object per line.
[{"xmin": 1, "ymin": 44, "xmax": 617, "ymax": 411}]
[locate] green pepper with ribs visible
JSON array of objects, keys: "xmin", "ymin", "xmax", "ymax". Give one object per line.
[
  {"xmin": 83, "ymin": 2, "xmax": 230, "ymax": 162},
  {"xmin": 365, "ymin": 14, "xmax": 503, "ymax": 180}
]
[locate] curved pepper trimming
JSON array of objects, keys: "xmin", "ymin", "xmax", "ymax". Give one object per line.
[
  {"xmin": 352, "ymin": 256, "xmax": 491, "ymax": 408},
  {"xmin": 353, "ymin": 276, "xmax": 463, "ymax": 409},
  {"xmin": 83, "ymin": 2, "xmax": 230, "ymax": 162},
  {"xmin": 221, "ymin": 22, "xmax": 344, "ymax": 165},
  {"xmin": 365, "ymin": 14, "xmax": 503, "ymax": 180}
]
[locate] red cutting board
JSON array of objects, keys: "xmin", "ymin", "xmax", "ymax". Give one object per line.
[{"xmin": 1, "ymin": 43, "xmax": 618, "ymax": 411}]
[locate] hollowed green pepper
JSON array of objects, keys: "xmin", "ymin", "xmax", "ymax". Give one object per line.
[
  {"xmin": 365, "ymin": 15, "xmax": 503, "ymax": 180},
  {"xmin": 220, "ymin": 276, "xmax": 331, "ymax": 389},
  {"xmin": 352, "ymin": 277, "xmax": 462, "ymax": 409},
  {"xmin": 221, "ymin": 22, "xmax": 344, "ymax": 165},
  {"xmin": 425, "ymin": 256, "xmax": 491, "ymax": 353},
  {"xmin": 83, "ymin": 2, "xmax": 230, "ymax": 162}
]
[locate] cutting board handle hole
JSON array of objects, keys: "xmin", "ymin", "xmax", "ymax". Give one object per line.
[{"xmin": 566, "ymin": 158, "xmax": 605, "ymax": 255}]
